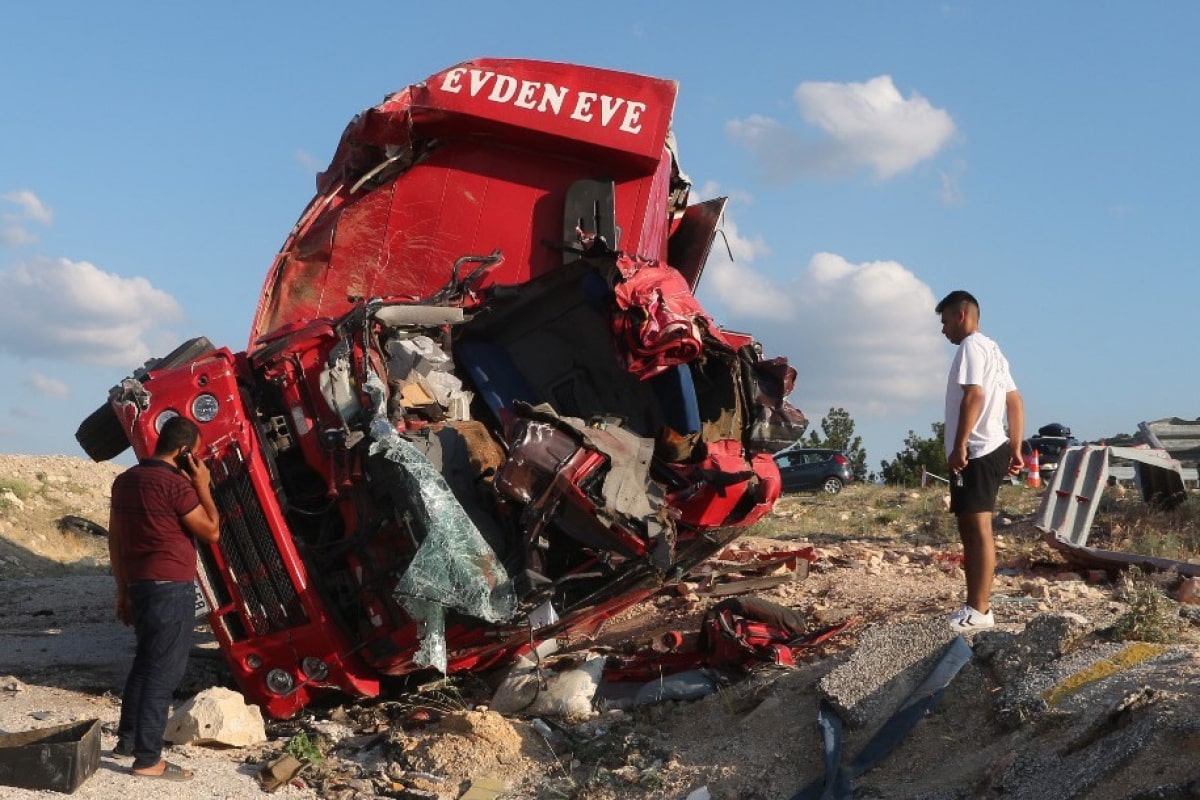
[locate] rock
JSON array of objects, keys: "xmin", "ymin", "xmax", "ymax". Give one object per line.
[
  {"xmin": 165, "ymin": 686, "xmax": 267, "ymax": 746},
  {"xmin": 525, "ymin": 655, "xmax": 605, "ymax": 719},
  {"xmin": 489, "ymin": 655, "xmax": 541, "ymax": 715},
  {"xmin": 0, "ymin": 490, "xmax": 24, "ymax": 511},
  {"xmin": 1178, "ymin": 577, "xmax": 1200, "ymax": 606},
  {"xmin": 311, "ymin": 720, "xmax": 354, "ymax": 746}
]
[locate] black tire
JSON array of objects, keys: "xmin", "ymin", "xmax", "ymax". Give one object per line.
[
  {"xmin": 56, "ymin": 514, "xmax": 108, "ymax": 537},
  {"xmin": 75, "ymin": 402, "xmax": 130, "ymax": 462},
  {"xmin": 74, "ymin": 336, "xmax": 216, "ymax": 462},
  {"xmin": 821, "ymin": 476, "xmax": 844, "ymax": 495},
  {"xmin": 134, "ymin": 336, "xmax": 216, "ymax": 380}
]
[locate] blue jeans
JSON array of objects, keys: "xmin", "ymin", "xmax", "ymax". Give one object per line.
[{"xmin": 116, "ymin": 581, "xmax": 195, "ymax": 769}]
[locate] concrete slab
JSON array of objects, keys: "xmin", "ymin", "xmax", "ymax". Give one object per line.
[{"xmin": 816, "ymin": 618, "xmax": 956, "ymax": 727}]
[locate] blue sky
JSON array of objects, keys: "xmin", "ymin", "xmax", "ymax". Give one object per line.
[{"xmin": 2, "ymin": 2, "xmax": 1198, "ymax": 470}]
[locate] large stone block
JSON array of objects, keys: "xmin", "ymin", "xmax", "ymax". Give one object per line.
[{"xmin": 166, "ymin": 686, "xmax": 267, "ymax": 747}]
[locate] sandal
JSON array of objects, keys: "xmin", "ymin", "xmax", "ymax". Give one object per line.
[{"xmin": 131, "ymin": 761, "xmax": 194, "ymax": 781}]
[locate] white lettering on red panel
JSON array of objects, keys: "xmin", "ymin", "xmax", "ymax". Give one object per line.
[{"xmin": 439, "ymin": 68, "xmax": 647, "ymax": 135}]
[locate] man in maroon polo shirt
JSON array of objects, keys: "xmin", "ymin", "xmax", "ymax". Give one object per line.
[{"xmin": 108, "ymin": 416, "xmax": 220, "ymax": 781}]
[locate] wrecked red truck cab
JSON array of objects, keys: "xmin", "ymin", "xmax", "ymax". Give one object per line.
[{"xmin": 77, "ymin": 59, "xmax": 805, "ymax": 719}]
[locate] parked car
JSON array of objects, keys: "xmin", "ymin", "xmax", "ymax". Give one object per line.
[
  {"xmin": 773, "ymin": 448, "xmax": 854, "ymax": 494},
  {"xmin": 1025, "ymin": 423, "xmax": 1081, "ymax": 484},
  {"xmin": 74, "ymin": 58, "xmax": 806, "ymax": 719}
]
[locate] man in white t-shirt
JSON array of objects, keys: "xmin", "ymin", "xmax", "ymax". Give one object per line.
[{"xmin": 936, "ymin": 290, "xmax": 1025, "ymax": 633}]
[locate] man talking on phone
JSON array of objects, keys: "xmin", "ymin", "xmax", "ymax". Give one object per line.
[{"xmin": 108, "ymin": 416, "xmax": 220, "ymax": 781}]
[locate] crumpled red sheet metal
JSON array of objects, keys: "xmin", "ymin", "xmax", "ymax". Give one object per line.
[
  {"xmin": 612, "ymin": 255, "xmax": 713, "ymax": 379},
  {"xmin": 667, "ymin": 439, "xmax": 781, "ymax": 528}
]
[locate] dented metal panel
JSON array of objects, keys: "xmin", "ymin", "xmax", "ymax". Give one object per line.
[
  {"xmin": 1042, "ymin": 531, "xmax": 1200, "ymax": 578},
  {"xmin": 250, "ymin": 60, "xmax": 684, "ymax": 344},
  {"xmin": 1034, "ymin": 445, "xmax": 1112, "ymax": 546},
  {"xmin": 1138, "ymin": 417, "xmax": 1200, "ymax": 463},
  {"xmin": 1035, "ymin": 445, "xmax": 1187, "ymax": 547}
]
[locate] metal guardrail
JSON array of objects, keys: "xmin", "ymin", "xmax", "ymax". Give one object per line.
[
  {"xmin": 1107, "ymin": 465, "xmax": 1198, "ymax": 483},
  {"xmin": 1035, "ymin": 445, "xmax": 1189, "ymax": 547}
]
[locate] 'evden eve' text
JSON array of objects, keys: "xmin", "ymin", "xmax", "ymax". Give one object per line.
[{"xmin": 438, "ymin": 68, "xmax": 647, "ymax": 135}]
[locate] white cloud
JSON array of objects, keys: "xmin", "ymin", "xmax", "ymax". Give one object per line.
[
  {"xmin": 694, "ymin": 180, "xmax": 753, "ymax": 207},
  {"xmin": 28, "ymin": 372, "xmax": 69, "ymax": 398},
  {"xmin": 294, "ymin": 149, "xmax": 322, "ymax": 174},
  {"xmin": 1, "ymin": 226, "xmax": 38, "ymax": 246},
  {"xmin": 2, "ymin": 190, "xmax": 53, "ymax": 247},
  {"xmin": 727, "ymin": 75, "xmax": 957, "ymax": 181},
  {"xmin": 702, "ymin": 243, "xmax": 946, "ymax": 420},
  {"xmin": 701, "ymin": 212, "xmax": 791, "ymax": 320},
  {"xmin": 0, "ymin": 257, "xmax": 184, "ymax": 367},
  {"xmin": 939, "ymin": 159, "xmax": 967, "ymax": 206},
  {"xmin": 2, "ymin": 190, "xmax": 53, "ymax": 225},
  {"xmin": 939, "ymin": 171, "xmax": 962, "ymax": 206}
]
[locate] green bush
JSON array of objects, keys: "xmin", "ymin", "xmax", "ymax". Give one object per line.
[
  {"xmin": 0, "ymin": 477, "xmax": 35, "ymax": 500},
  {"xmin": 283, "ymin": 732, "xmax": 322, "ymax": 764}
]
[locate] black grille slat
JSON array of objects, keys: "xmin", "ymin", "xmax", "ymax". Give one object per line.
[{"xmin": 210, "ymin": 447, "xmax": 307, "ymax": 635}]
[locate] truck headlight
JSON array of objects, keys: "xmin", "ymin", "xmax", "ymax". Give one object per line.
[
  {"xmin": 265, "ymin": 669, "xmax": 294, "ymax": 695},
  {"xmin": 191, "ymin": 393, "xmax": 219, "ymax": 422},
  {"xmin": 154, "ymin": 410, "xmax": 180, "ymax": 433},
  {"xmin": 301, "ymin": 657, "xmax": 330, "ymax": 681}
]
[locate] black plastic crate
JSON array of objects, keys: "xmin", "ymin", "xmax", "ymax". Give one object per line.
[{"xmin": 0, "ymin": 718, "xmax": 100, "ymax": 793}]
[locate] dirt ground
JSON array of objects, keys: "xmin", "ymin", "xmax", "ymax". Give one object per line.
[{"xmin": 1, "ymin": 453, "xmax": 1198, "ymax": 799}]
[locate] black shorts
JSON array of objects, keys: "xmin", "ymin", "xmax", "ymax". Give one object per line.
[{"xmin": 949, "ymin": 442, "xmax": 1011, "ymax": 515}]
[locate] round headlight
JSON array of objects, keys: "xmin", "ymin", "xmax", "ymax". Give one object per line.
[
  {"xmin": 154, "ymin": 409, "xmax": 180, "ymax": 433},
  {"xmin": 191, "ymin": 393, "xmax": 219, "ymax": 423},
  {"xmin": 265, "ymin": 669, "xmax": 294, "ymax": 695},
  {"xmin": 301, "ymin": 656, "xmax": 330, "ymax": 681}
]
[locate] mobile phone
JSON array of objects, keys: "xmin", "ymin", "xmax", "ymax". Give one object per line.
[{"xmin": 175, "ymin": 448, "xmax": 192, "ymax": 471}]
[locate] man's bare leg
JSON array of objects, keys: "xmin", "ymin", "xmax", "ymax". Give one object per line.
[{"xmin": 956, "ymin": 510, "xmax": 995, "ymax": 612}]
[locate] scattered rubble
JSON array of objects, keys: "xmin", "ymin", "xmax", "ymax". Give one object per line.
[{"xmin": 2, "ymin": 455, "xmax": 1200, "ymax": 798}]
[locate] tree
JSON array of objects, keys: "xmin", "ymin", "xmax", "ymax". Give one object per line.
[
  {"xmin": 879, "ymin": 422, "xmax": 947, "ymax": 487},
  {"xmin": 804, "ymin": 407, "xmax": 869, "ymax": 481}
]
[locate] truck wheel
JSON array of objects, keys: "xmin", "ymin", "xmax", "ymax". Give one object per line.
[
  {"xmin": 74, "ymin": 336, "xmax": 216, "ymax": 462},
  {"xmin": 134, "ymin": 336, "xmax": 216, "ymax": 380},
  {"xmin": 75, "ymin": 403, "xmax": 130, "ymax": 462}
]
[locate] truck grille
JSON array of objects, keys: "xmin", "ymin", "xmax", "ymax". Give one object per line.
[{"xmin": 209, "ymin": 446, "xmax": 307, "ymax": 635}]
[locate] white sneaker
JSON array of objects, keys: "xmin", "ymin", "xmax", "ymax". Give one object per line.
[{"xmin": 948, "ymin": 604, "xmax": 994, "ymax": 633}]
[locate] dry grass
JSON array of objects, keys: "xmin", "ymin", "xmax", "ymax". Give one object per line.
[
  {"xmin": 1109, "ymin": 568, "xmax": 1185, "ymax": 643},
  {"xmin": 1090, "ymin": 492, "xmax": 1200, "ymax": 562},
  {"xmin": 752, "ymin": 483, "xmax": 1200, "ymax": 565},
  {"xmin": 748, "ymin": 483, "xmax": 1043, "ymax": 550}
]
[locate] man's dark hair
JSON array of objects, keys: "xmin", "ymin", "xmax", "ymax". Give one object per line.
[
  {"xmin": 935, "ymin": 290, "xmax": 979, "ymax": 315},
  {"xmin": 154, "ymin": 416, "xmax": 201, "ymax": 456}
]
